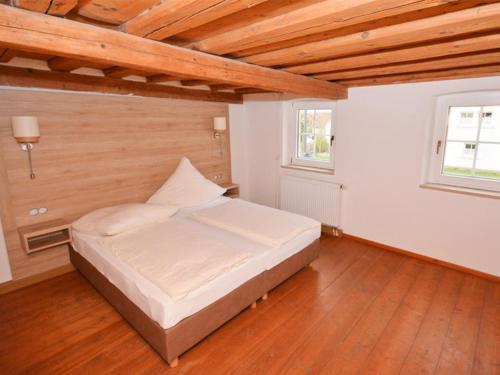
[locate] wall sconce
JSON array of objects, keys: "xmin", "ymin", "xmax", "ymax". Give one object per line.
[
  {"xmin": 11, "ymin": 116, "xmax": 40, "ymax": 180},
  {"xmin": 213, "ymin": 117, "xmax": 226, "ymax": 139},
  {"xmin": 213, "ymin": 117, "xmax": 226, "ymax": 156}
]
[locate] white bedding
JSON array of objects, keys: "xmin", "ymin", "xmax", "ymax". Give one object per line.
[
  {"xmin": 71, "ymin": 197, "xmax": 320, "ymax": 329},
  {"xmin": 99, "ymin": 220, "xmax": 250, "ymax": 301},
  {"xmin": 190, "ymin": 199, "xmax": 320, "ymax": 248}
]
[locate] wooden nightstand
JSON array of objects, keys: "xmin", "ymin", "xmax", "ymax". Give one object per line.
[
  {"xmin": 18, "ymin": 219, "xmax": 72, "ymax": 254},
  {"xmin": 220, "ymin": 182, "xmax": 240, "ymax": 198}
]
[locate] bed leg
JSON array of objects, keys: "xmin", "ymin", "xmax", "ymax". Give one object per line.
[
  {"xmin": 262, "ymin": 293, "xmax": 268, "ymax": 301},
  {"xmin": 251, "ymin": 301, "xmax": 257, "ymax": 309},
  {"xmin": 169, "ymin": 358, "xmax": 179, "ymax": 368}
]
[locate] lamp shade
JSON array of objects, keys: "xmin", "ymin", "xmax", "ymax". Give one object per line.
[
  {"xmin": 213, "ymin": 117, "xmax": 227, "ymax": 132},
  {"xmin": 11, "ymin": 116, "xmax": 40, "ymax": 143}
]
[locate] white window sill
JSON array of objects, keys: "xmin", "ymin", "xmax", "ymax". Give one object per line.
[
  {"xmin": 420, "ymin": 183, "xmax": 500, "ymax": 199},
  {"xmin": 281, "ymin": 164, "xmax": 335, "ymax": 175}
]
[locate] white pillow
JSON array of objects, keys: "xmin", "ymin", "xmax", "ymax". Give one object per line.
[
  {"xmin": 72, "ymin": 203, "xmax": 178, "ymax": 236},
  {"xmin": 147, "ymin": 157, "xmax": 226, "ymax": 208}
]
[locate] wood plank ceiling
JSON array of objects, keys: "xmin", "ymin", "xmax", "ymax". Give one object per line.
[{"xmin": 0, "ymin": 0, "xmax": 499, "ymax": 102}]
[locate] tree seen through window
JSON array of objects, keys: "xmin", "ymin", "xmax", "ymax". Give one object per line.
[{"xmin": 297, "ymin": 109, "xmax": 332, "ymax": 162}]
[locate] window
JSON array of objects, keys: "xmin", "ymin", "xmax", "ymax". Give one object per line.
[
  {"xmin": 285, "ymin": 101, "xmax": 335, "ymax": 170},
  {"xmin": 482, "ymin": 111, "xmax": 493, "ymax": 125},
  {"xmin": 460, "ymin": 111, "xmax": 474, "ymax": 124},
  {"xmin": 427, "ymin": 92, "xmax": 500, "ymax": 192},
  {"xmin": 463, "ymin": 143, "xmax": 476, "ymax": 156}
]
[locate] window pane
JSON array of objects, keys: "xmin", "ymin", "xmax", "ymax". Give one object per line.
[
  {"xmin": 305, "ymin": 110, "xmax": 315, "ymax": 133},
  {"xmin": 447, "ymin": 106, "xmax": 480, "ymax": 141},
  {"xmin": 298, "ymin": 110, "xmax": 306, "ymax": 133},
  {"xmin": 475, "ymin": 143, "xmax": 500, "ymax": 180},
  {"xmin": 314, "ymin": 110, "xmax": 332, "ymax": 137},
  {"xmin": 298, "ymin": 134, "xmax": 316, "ymax": 159},
  {"xmin": 299, "ymin": 110, "xmax": 313, "ymax": 133},
  {"xmin": 479, "ymin": 106, "xmax": 500, "ymax": 142},
  {"xmin": 296, "ymin": 109, "xmax": 332, "ymax": 162},
  {"xmin": 315, "ymin": 135, "xmax": 330, "ymax": 161},
  {"xmin": 442, "ymin": 141, "xmax": 474, "ymax": 177}
]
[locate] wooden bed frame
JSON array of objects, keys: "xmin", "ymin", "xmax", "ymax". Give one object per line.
[{"xmin": 69, "ymin": 239, "xmax": 320, "ymax": 367}]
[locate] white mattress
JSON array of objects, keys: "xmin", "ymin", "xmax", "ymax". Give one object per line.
[{"xmin": 71, "ymin": 197, "xmax": 320, "ymax": 329}]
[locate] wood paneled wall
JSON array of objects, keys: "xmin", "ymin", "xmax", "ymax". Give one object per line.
[{"xmin": 0, "ymin": 89, "xmax": 231, "ymax": 280}]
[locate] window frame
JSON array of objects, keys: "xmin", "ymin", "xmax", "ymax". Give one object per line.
[
  {"xmin": 286, "ymin": 101, "xmax": 336, "ymax": 171},
  {"xmin": 427, "ymin": 91, "xmax": 500, "ymax": 192}
]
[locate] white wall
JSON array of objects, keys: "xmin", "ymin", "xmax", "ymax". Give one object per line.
[
  {"xmin": 229, "ymin": 76, "xmax": 500, "ymax": 276},
  {"xmin": 0, "ymin": 217, "xmax": 12, "ymax": 283},
  {"xmin": 229, "ymin": 100, "xmax": 283, "ymax": 206}
]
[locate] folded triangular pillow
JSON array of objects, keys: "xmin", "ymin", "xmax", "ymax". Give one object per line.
[{"xmin": 147, "ymin": 157, "xmax": 226, "ymax": 208}]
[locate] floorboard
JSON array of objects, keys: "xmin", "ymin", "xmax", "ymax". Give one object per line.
[
  {"xmin": 358, "ymin": 263, "xmax": 443, "ymax": 374},
  {"xmin": 0, "ymin": 237, "xmax": 497, "ymax": 375},
  {"xmin": 434, "ymin": 275, "xmax": 489, "ymax": 375},
  {"xmin": 472, "ymin": 283, "xmax": 500, "ymax": 375},
  {"xmin": 318, "ymin": 258, "xmax": 424, "ymax": 374}
]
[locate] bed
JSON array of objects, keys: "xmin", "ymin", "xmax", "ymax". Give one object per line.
[{"xmin": 69, "ymin": 160, "xmax": 320, "ymax": 367}]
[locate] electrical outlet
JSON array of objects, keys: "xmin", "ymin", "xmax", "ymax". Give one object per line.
[{"xmin": 29, "ymin": 208, "xmax": 39, "ymax": 216}]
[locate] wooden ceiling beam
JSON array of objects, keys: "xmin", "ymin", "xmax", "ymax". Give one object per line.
[
  {"xmin": 12, "ymin": 0, "xmax": 50, "ymax": 13},
  {"xmin": 75, "ymin": 0, "xmax": 160, "ymax": 25},
  {"xmin": 287, "ymin": 34, "xmax": 500, "ymax": 75},
  {"xmin": 229, "ymin": 0, "xmax": 498, "ymax": 58},
  {"xmin": 104, "ymin": 69, "xmax": 212, "ymax": 82},
  {"xmin": 210, "ymin": 84, "xmax": 239, "ymax": 91},
  {"xmin": 103, "ymin": 66, "xmax": 146, "ymax": 79},
  {"xmin": 187, "ymin": 0, "xmax": 471, "ymax": 55},
  {"xmin": 0, "ymin": 48, "xmax": 16, "ymax": 63},
  {"xmin": 123, "ymin": 0, "xmax": 269, "ymax": 41},
  {"xmin": 315, "ymin": 51, "xmax": 500, "ymax": 81},
  {"xmin": 146, "ymin": 74, "xmax": 183, "ymax": 83},
  {"xmin": 13, "ymin": 1, "xmax": 94, "ymax": 74},
  {"xmin": 45, "ymin": 0, "xmax": 77, "ymax": 16},
  {"xmin": 339, "ymin": 64, "xmax": 500, "ymax": 87},
  {"xmin": 242, "ymin": 3, "xmax": 500, "ymax": 67},
  {"xmin": 0, "ymin": 65, "xmax": 243, "ymax": 103},
  {"xmin": 13, "ymin": 0, "xmax": 77, "ymax": 16},
  {"xmin": 47, "ymin": 57, "xmax": 110, "ymax": 72},
  {"xmin": 172, "ymin": 0, "xmax": 314, "ymax": 44},
  {"xmin": 47, "ymin": 57, "xmax": 82, "ymax": 72},
  {"xmin": 104, "ymin": 67, "xmax": 195, "ymax": 81},
  {"xmin": 234, "ymin": 88, "xmax": 274, "ymax": 94},
  {"xmin": 10, "ymin": 50, "xmax": 51, "ymax": 60},
  {"xmin": 181, "ymin": 80, "xmax": 212, "ymax": 87},
  {"xmin": 0, "ymin": 5, "xmax": 347, "ymax": 99}
]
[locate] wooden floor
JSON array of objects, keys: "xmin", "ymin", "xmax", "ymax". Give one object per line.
[{"xmin": 0, "ymin": 236, "xmax": 498, "ymax": 375}]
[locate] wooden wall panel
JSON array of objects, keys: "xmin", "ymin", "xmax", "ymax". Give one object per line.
[{"xmin": 0, "ymin": 89, "xmax": 231, "ymax": 280}]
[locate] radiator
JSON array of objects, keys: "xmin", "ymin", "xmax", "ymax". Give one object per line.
[{"xmin": 279, "ymin": 175, "xmax": 342, "ymax": 228}]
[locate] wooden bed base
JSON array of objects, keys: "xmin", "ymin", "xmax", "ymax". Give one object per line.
[{"xmin": 69, "ymin": 239, "xmax": 320, "ymax": 367}]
